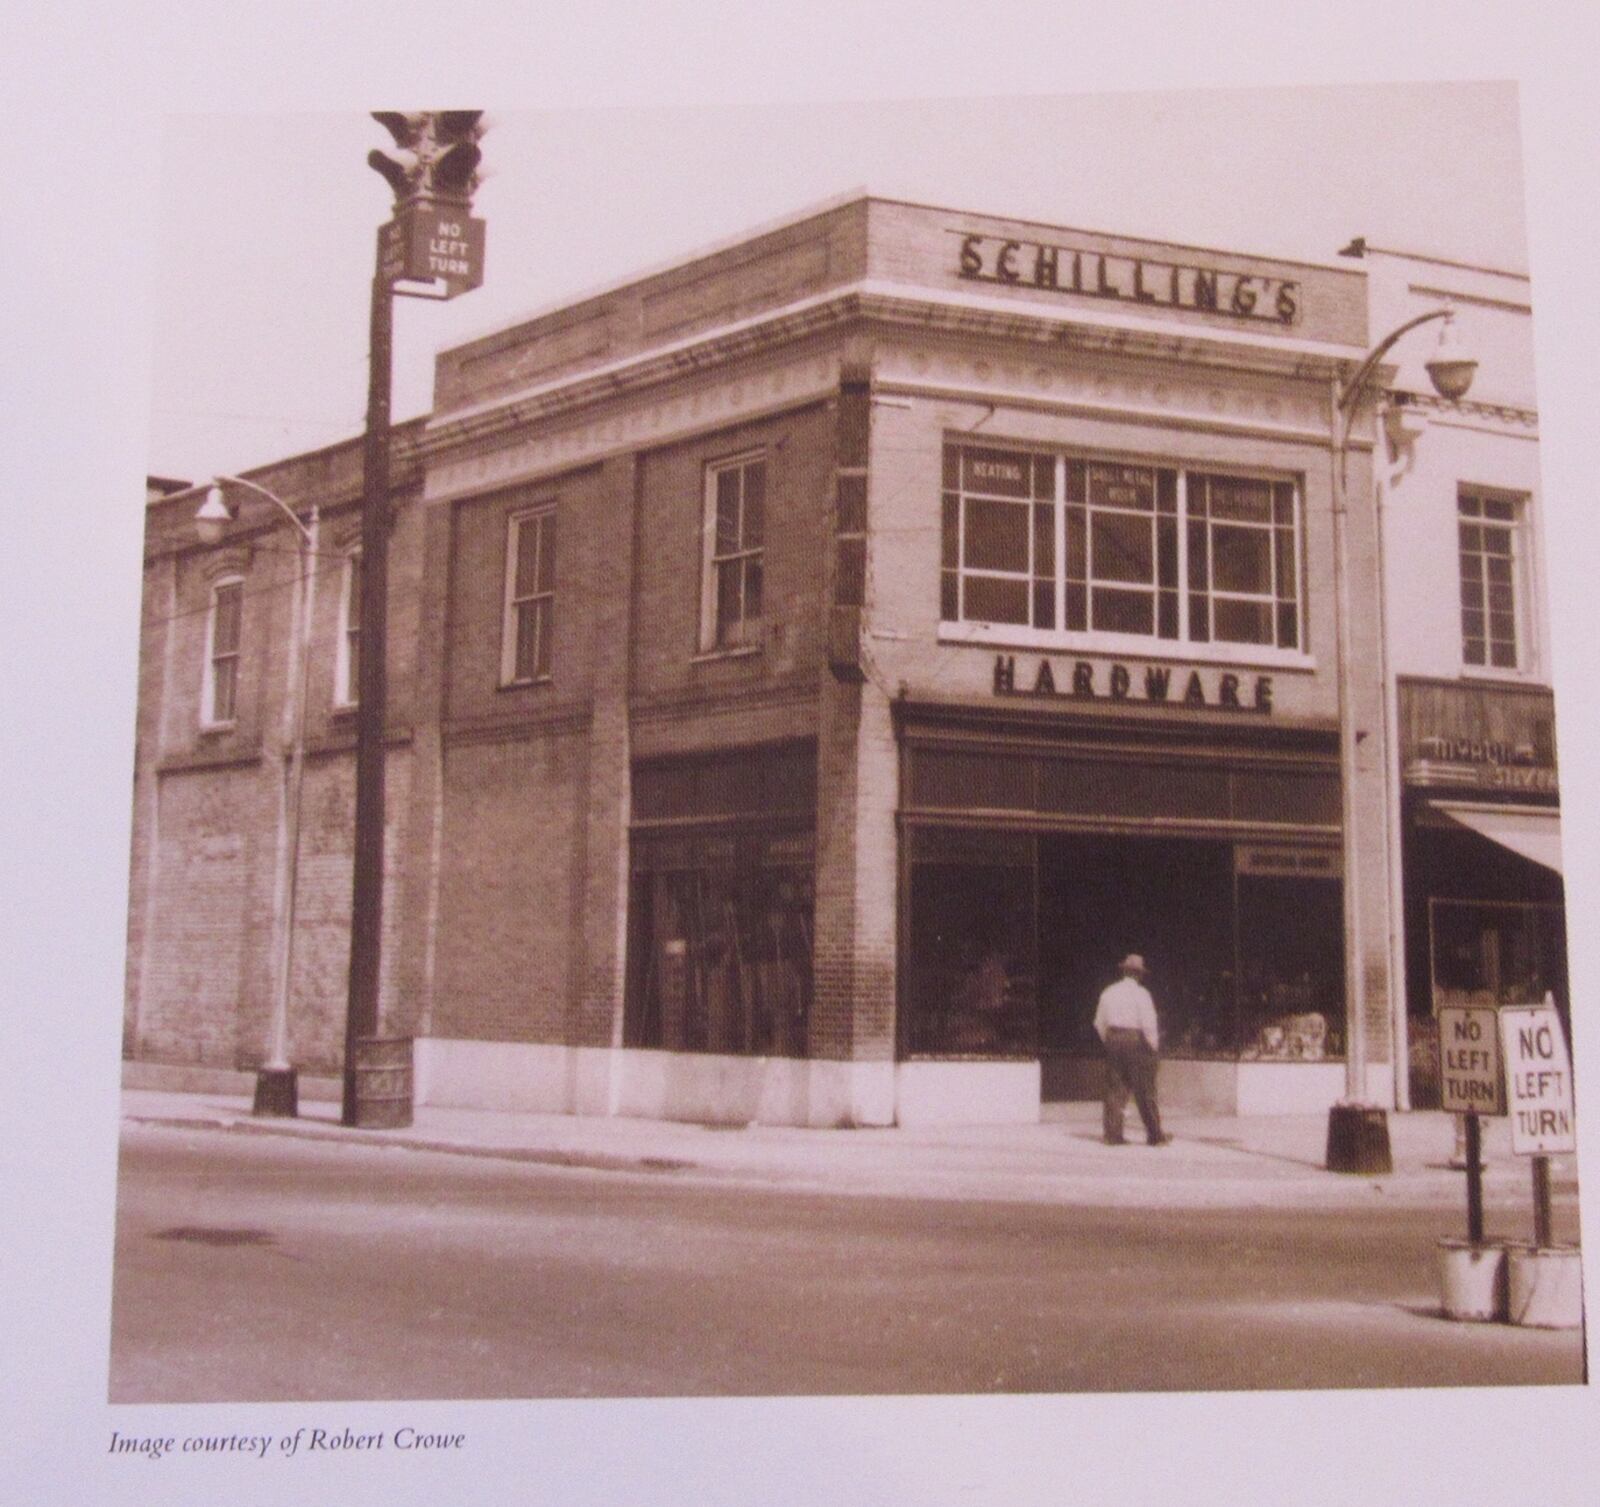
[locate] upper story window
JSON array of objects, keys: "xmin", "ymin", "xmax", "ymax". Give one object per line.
[
  {"xmin": 941, "ymin": 443, "xmax": 1302, "ymax": 655},
  {"xmin": 702, "ymin": 454, "xmax": 765, "ymax": 651},
  {"xmin": 202, "ymin": 577, "xmax": 243, "ymax": 726},
  {"xmin": 501, "ymin": 506, "xmax": 556, "ymax": 685},
  {"xmin": 1458, "ymin": 489, "xmax": 1522, "ymax": 671},
  {"xmin": 335, "ymin": 550, "xmax": 361, "ymax": 707}
]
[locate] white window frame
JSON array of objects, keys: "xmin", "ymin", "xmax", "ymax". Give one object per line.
[
  {"xmin": 201, "ymin": 575, "xmax": 244, "ymax": 728},
  {"xmin": 1457, "ymin": 486, "xmax": 1528, "ymax": 676},
  {"xmin": 334, "ymin": 548, "xmax": 361, "ymax": 708},
  {"xmin": 500, "ymin": 505, "xmax": 557, "ymax": 686},
  {"xmin": 699, "ymin": 451, "xmax": 766, "ymax": 654},
  {"xmin": 939, "ymin": 442, "xmax": 1312, "ymax": 670}
]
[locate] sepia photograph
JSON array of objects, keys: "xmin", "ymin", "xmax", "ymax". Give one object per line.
[
  {"xmin": 6, "ymin": 5, "xmax": 1599, "ymax": 1504},
  {"xmin": 115, "ymin": 80, "xmax": 1585, "ymax": 1402}
]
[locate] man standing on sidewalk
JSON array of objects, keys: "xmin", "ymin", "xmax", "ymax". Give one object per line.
[{"xmin": 1093, "ymin": 954, "xmax": 1171, "ymax": 1146}]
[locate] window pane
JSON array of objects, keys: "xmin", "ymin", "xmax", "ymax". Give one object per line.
[
  {"xmin": 1087, "ymin": 464, "xmax": 1155, "ymax": 511},
  {"xmin": 1486, "ymin": 555, "xmax": 1512, "ymax": 584},
  {"xmin": 534, "ymin": 600, "xmax": 553, "ymax": 677},
  {"xmin": 1484, "ymin": 498, "xmax": 1515, "ymax": 522},
  {"xmin": 963, "ymin": 447, "xmax": 1032, "ymax": 498},
  {"xmin": 1488, "ymin": 583, "xmax": 1514, "ymax": 612},
  {"xmin": 1274, "ymin": 528, "xmax": 1297, "ymax": 602},
  {"xmin": 214, "ymin": 583, "xmax": 241, "ymax": 653},
  {"xmin": 346, "ymin": 555, "xmax": 362, "ymax": 630},
  {"xmin": 536, "ymin": 514, "xmax": 557, "ymax": 592},
  {"xmin": 965, "ymin": 498, "xmax": 1029, "ymax": 572},
  {"xmin": 1462, "ymin": 608, "xmax": 1485, "ymax": 640},
  {"xmin": 515, "ymin": 518, "xmax": 541, "ymax": 596},
  {"xmin": 1092, "ymin": 587, "xmax": 1154, "ymax": 634},
  {"xmin": 1156, "ymin": 518, "xmax": 1177, "ymax": 588},
  {"xmin": 743, "ymin": 463, "xmax": 765, "ymax": 546},
  {"xmin": 1276, "ymin": 602, "xmax": 1299, "ymax": 649},
  {"xmin": 744, "ymin": 557, "xmax": 763, "ymax": 621},
  {"xmin": 1158, "ymin": 589, "xmax": 1179, "ymax": 640},
  {"xmin": 1459, "ymin": 523, "xmax": 1482, "ymax": 552},
  {"xmin": 1187, "ymin": 519, "xmax": 1208, "ymax": 590},
  {"xmin": 1033, "ymin": 503, "xmax": 1054, "ymax": 576},
  {"xmin": 716, "ymin": 558, "xmax": 742, "ymax": 641},
  {"xmin": 1464, "ymin": 638, "xmax": 1486, "ymax": 665},
  {"xmin": 1066, "ymin": 582, "xmax": 1086, "ymax": 631},
  {"xmin": 515, "ymin": 600, "xmax": 540, "ymax": 679},
  {"xmin": 1273, "ymin": 482, "xmax": 1295, "ymax": 526},
  {"xmin": 1064, "ymin": 459, "xmax": 1085, "ymax": 504},
  {"xmin": 1211, "ymin": 523, "xmax": 1271, "ymax": 594},
  {"xmin": 1460, "ymin": 551, "xmax": 1483, "ymax": 582},
  {"xmin": 1090, "ymin": 512, "xmax": 1153, "ymax": 584},
  {"xmin": 1189, "ymin": 593, "xmax": 1210, "ymax": 642},
  {"xmin": 941, "ymin": 570, "xmax": 959, "ymax": 621},
  {"xmin": 715, "ymin": 468, "xmax": 741, "ymax": 553},
  {"xmin": 1205, "ymin": 475, "xmax": 1273, "ymax": 523},
  {"xmin": 213, "ymin": 659, "xmax": 236, "ymax": 722},
  {"xmin": 1489, "ymin": 611, "xmax": 1515, "ymax": 645},
  {"xmin": 964, "ymin": 576, "xmax": 1030, "ymax": 624},
  {"xmin": 1490, "ymin": 640, "xmax": 1516, "ymax": 669},
  {"xmin": 1032, "ymin": 581, "xmax": 1054, "ymax": 629},
  {"xmin": 1066, "ymin": 506, "xmax": 1085, "ymax": 580},
  {"xmin": 1483, "ymin": 528, "xmax": 1512, "ymax": 558},
  {"xmin": 1213, "ymin": 598, "xmax": 1273, "ymax": 644},
  {"xmin": 1459, "ymin": 494, "xmax": 1483, "ymax": 517}
]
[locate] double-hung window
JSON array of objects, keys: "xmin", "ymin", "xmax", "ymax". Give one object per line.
[
  {"xmin": 501, "ymin": 507, "xmax": 557, "ymax": 684},
  {"xmin": 1458, "ymin": 489, "xmax": 1521, "ymax": 670},
  {"xmin": 942, "ymin": 442, "xmax": 1302, "ymax": 654},
  {"xmin": 335, "ymin": 550, "xmax": 361, "ymax": 707},
  {"xmin": 702, "ymin": 454, "xmax": 765, "ymax": 650},
  {"xmin": 203, "ymin": 577, "xmax": 243, "ymax": 726}
]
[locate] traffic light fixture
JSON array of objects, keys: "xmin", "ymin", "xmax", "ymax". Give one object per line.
[{"xmin": 368, "ymin": 110, "xmax": 487, "ymax": 300}]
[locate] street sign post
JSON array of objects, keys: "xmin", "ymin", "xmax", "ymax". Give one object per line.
[
  {"xmin": 1438, "ymin": 1004, "xmax": 1506, "ymax": 1245},
  {"xmin": 1499, "ymin": 999, "xmax": 1576, "ymax": 1248}
]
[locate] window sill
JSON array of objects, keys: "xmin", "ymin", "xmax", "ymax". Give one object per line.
[
  {"xmin": 1458, "ymin": 662, "xmax": 1543, "ymax": 687},
  {"xmin": 937, "ymin": 621, "xmax": 1316, "ymax": 672},
  {"xmin": 497, "ymin": 675, "xmax": 554, "ymax": 692},
  {"xmin": 691, "ymin": 644, "xmax": 763, "ymax": 665},
  {"xmin": 197, "ymin": 720, "xmax": 237, "ymax": 736}
]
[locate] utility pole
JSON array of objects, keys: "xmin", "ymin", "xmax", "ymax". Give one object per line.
[{"xmin": 343, "ymin": 110, "xmax": 488, "ymax": 1127}]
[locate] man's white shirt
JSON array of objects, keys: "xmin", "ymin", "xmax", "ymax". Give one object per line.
[{"xmin": 1093, "ymin": 977, "xmax": 1160, "ymax": 1052}]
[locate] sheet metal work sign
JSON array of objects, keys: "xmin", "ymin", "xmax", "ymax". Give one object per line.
[
  {"xmin": 1499, "ymin": 1003, "xmax": 1576, "ymax": 1154},
  {"xmin": 1437, "ymin": 1006, "xmax": 1505, "ymax": 1115},
  {"xmin": 379, "ymin": 206, "xmax": 485, "ymax": 297}
]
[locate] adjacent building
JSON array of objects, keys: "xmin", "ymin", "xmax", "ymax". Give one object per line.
[{"xmin": 126, "ymin": 193, "xmax": 1561, "ymax": 1126}]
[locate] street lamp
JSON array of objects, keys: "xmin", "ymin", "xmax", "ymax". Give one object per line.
[
  {"xmin": 195, "ymin": 475, "xmax": 322, "ymax": 1118},
  {"xmin": 1326, "ymin": 309, "xmax": 1477, "ymax": 1173}
]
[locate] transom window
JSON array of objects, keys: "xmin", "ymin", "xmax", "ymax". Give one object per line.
[
  {"xmin": 501, "ymin": 507, "xmax": 557, "ymax": 684},
  {"xmin": 702, "ymin": 454, "xmax": 765, "ymax": 650},
  {"xmin": 942, "ymin": 443, "xmax": 1301, "ymax": 652},
  {"xmin": 203, "ymin": 577, "xmax": 243, "ymax": 725},
  {"xmin": 1458, "ymin": 490, "xmax": 1520, "ymax": 670}
]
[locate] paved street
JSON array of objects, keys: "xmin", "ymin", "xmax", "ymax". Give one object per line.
[{"xmin": 110, "ymin": 1119, "xmax": 1583, "ymax": 1401}]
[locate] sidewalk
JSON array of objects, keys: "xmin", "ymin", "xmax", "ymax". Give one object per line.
[{"xmin": 120, "ymin": 1087, "xmax": 1583, "ymax": 1217}]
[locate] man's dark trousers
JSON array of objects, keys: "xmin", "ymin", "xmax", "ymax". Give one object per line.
[{"xmin": 1103, "ymin": 1026, "xmax": 1163, "ymax": 1144}]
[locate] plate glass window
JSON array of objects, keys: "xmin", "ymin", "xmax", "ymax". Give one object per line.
[
  {"xmin": 502, "ymin": 508, "xmax": 556, "ymax": 684},
  {"xmin": 1458, "ymin": 490, "xmax": 1520, "ymax": 670},
  {"xmin": 203, "ymin": 577, "xmax": 243, "ymax": 725},
  {"xmin": 705, "ymin": 456, "xmax": 765, "ymax": 649}
]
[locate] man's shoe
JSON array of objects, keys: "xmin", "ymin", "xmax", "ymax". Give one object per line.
[
  {"xmin": 1148, "ymin": 1133, "xmax": 1173, "ymax": 1146},
  {"xmin": 1103, "ymin": 1136, "xmax": 1127, "ymax": 1146}
]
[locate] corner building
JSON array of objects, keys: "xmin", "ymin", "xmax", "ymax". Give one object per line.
[{"xmin": 129, "ymin": 195, "xmax": 1404, "ymax": 1125}]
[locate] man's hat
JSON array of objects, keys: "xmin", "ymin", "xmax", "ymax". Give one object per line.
[{"xmin": 1118, "ymin": 953, "xmax": 1148, "ymax": 976}]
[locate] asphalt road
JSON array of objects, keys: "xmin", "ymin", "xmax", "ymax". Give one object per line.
[{"xmin": 109, "ymin": 1122, "xmax": 1585, "ymax": 1401}]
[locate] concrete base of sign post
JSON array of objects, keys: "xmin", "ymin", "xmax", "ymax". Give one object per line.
[
  {"xmin": 1506, "ymin": 1244, "xmax": 1584, "ymax": 1329},
  {"xmin": 251, "ymin": 1066, "xmax": 299, "ymax": 1119},
  {"xmin": 1436, "ymin": 1238, "xmax": 1509, "ymax": 1322}
]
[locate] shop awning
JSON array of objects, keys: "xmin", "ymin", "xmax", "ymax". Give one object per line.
[{"xmin": 1432, "ymin": 801, "xmax": 1563, "ymax": 875}]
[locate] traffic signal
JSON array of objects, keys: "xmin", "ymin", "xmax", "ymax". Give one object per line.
[
  {"xmin": 367, "ymin": 112, "xmax": 428, "ymax": 205},
  {"xmin": 367, "ymin": 111, "xmax": 486, "ymax": 211}
]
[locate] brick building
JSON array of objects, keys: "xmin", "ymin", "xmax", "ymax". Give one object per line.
[{"xmin": 129, "ymin": 193, "xmax": 1449, "ymax": 1125}]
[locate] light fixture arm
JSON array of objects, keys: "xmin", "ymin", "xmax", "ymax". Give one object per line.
[{"xmin": 212, "ymin": 473, "xmax": 316, "ymax": 546}]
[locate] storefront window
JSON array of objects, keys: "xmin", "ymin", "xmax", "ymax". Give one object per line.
[
  {"xmin": 904, "ymin": 829, "xmax": 1037, "ymax": 1057},
  {"xmin": 942, "ymin": 442, "xmax": 1302, "ymax": 653},
  {"xmin": 1235, "ymin": 875, "xmax": 1343, "ymax": 1059},
  {"xmin": 626, "ymin": 833, "xmax": 813, "ymax": 1056}
]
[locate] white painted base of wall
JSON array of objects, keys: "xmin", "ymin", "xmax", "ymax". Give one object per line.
[
  {"xmin": 412, "ymin": 1041, "xmax": 1389, "ymax": 1126},
  {"xmin": 895, "ymin": 1060, "xmax": 1041, "ymax": 1124},
  {"xmin": 414, "ymin": 1039, "xmax": 897, "ymax": 1127}
]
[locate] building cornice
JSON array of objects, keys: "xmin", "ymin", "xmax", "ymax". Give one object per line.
[{"xmin": 422, "ymin": 279, "xmax": 1363, "ymax": 471}]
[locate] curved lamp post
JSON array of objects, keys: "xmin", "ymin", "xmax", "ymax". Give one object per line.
[
  {"xmin": 1326, "ymin": 309, "xmax": 1477, "ymax": 1173},
  {"xmin": 196, "ymin": 475, "xmax": 321, "ymax": 1118}
]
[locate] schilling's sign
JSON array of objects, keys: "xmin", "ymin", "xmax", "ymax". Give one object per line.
[
  {"xmin": 994, "ymin": 654, "xmax": 1273, "ymax": 713},
  {"xmin": 956, "ymin": 232, "xmax": 1300, "ymax": 326}
]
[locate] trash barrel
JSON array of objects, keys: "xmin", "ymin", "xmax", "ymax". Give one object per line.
[
  {"xmin": 1325, "ymin": 1102, "xmax": 1393, "ymax": 1174},
  {"xmin": 349, "ymin": 1036, "xmax": 413, "ymax": 1129}
]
